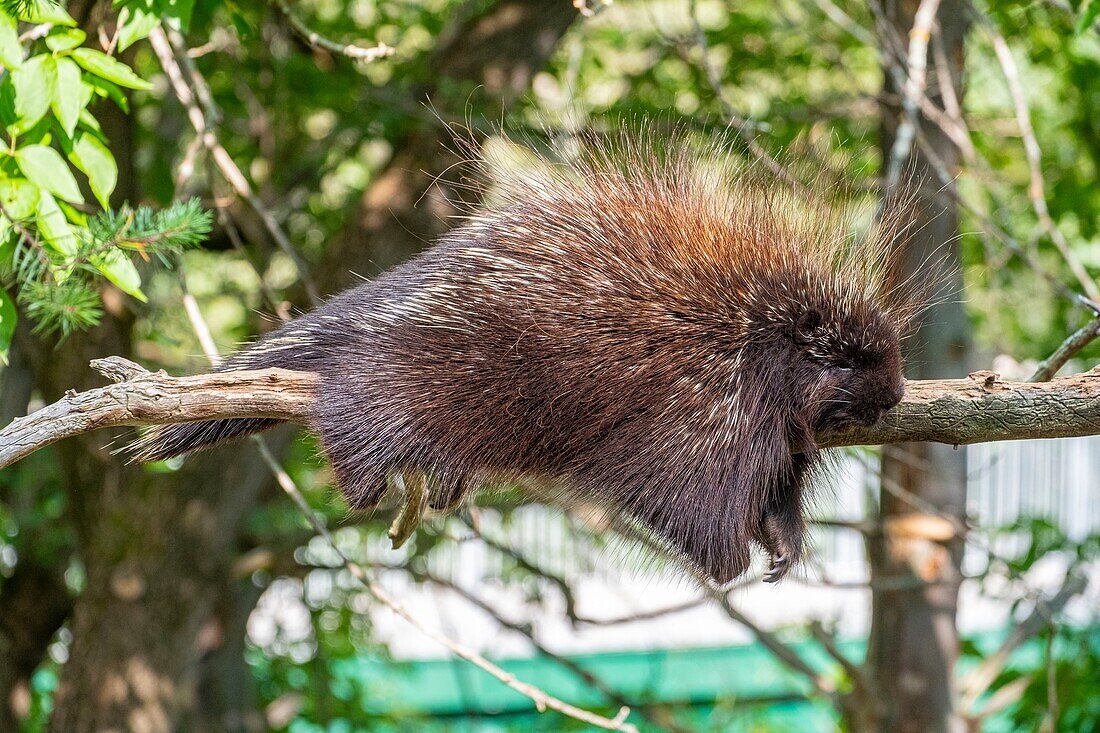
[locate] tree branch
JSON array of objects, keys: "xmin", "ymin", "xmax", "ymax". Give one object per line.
[
  {"xmin": 5, "ymin": 362, "xmax": 1100, "ymax": 471},
  {"xmin": 820, "ymin": 368, "xmax": 1100, "ymax": 447},
  {"xmin": 0, "ymin": 357, "xmax": 317, "ymax": 469}
]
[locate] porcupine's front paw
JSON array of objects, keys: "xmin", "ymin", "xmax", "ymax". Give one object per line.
[{"xmin": 760, "ymin": 508, "xmax": 804, "ymax": 584}]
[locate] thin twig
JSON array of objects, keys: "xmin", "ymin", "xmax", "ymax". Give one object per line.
[
  {"xmin": 148, "ymin": 26, "xmax": 321, "ymax": 303},
  {"xmin": 684, "ymin": 0, "xmax": 810, "ymax": 195},
  {"xmin": 811, "ymin": 0, "xmax": 876, "ymax": 46},
  {"xmin": 712, "ymin": 590, "xmax": 837, "ymax": 698},
  {"xmin": 602, "ymin": 515, "xmax": 837, "ymax": 700},
  {"xmin": 809, "ymin": 620, "xmax": 874, "ymax": 700},
  {"xmin": 399, "ymin": 564, "xmax": 677, "ymax": 731},
  {"xmin": 913, "ymin": 133, "xmax": 1100, "ymax": 316},
  {"xmin": 958, "ymin": 572, "xmax": 1087, "ymax": 712},
  {"xmin": 1030, "ymin": 315, "xmax": 1100, "ymax": 382},
  {"xmin": 984, "ymin": 21, "xmax": 1100, "ymax": 303},
  {"xmin": 281, "ymin": 474, "xmax": 639, "ymax": 730},
  {"xmin": 272, "ymin": 0, "xmax": 393, "ymax": 62}
]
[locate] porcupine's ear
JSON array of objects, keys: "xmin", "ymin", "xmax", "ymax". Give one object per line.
[{"xmin": 791, "ymin": 307, "xmax": 823, "ymax": 346}]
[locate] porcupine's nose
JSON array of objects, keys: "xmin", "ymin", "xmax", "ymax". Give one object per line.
[
  {"xmin": 889, "ymin": 381, "xmax": 905, "ymax": 408},
  {"xmin": 875, "ymin": 382, "xmax": 905, "ymax": 421}
]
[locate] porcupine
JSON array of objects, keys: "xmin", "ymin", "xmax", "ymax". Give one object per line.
[{"xmin": 137, "ymin": 133, "xmax": 916, "ymax": 585}]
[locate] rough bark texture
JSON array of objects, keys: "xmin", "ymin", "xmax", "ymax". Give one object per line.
[{"xmin": 867, "ymin": 2, "xmax": 971, "ymax": 732}]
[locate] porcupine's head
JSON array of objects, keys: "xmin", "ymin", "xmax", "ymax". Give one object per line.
[
  {"xmin": 777, "ymin": 278, "xmax": 907, "ymax": 433},
  {"xmin": 733, "ymin": 197, "xmax": 915, "ymax": 438}
]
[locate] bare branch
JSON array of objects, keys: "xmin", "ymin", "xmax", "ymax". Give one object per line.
[
  {"xmin": 272, "ymin": 0, "xmax": 394, "ymax": 62},
  {"xmin": 985, "ymin": 23, "xmax": 1100, "ymax": 303},
  {"xmin": 712, "ymin": 590, "xmax": 837, "ymax": 698},
  {"xmin": 148, "ymin": 26, "xmax": 321, "ymax": 303},
  {"xmin": 958, "ymin": 572, "xmax": 1088, "ymax": 713},
  {"xmin": 1030, "ymin": 316, "xmax": 1100, "ymax": 382},
  {"xmin": 399, "ymin": 564, "xmax": 676, "ymax": 732},
  {"xmin": 0, "ymin": 359, "xmax": 317, "ymax": 470},
  {"xmin": 820, "ymin": 368, "xmax": 1100, "ymax": 448},
  {"xmin": 882, "ymin": 0, "xmax": 942, "ymax": 192},
  {"xmin": 683, "ymin": 0, "xmax": 810, "ymax": 195},
  {"xmin": 809, "ymin": 620, "xmax": 873, "ymax": 700}
]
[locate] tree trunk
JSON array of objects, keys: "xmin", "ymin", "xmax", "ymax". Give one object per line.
[{"xmin": 868, "ymin": 2, "xmax": 970, "ymax": 732}]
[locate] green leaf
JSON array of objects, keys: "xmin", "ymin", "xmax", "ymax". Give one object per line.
[
  {"xmin": 0, "ymin": 226, "xmax": 14, "ymax": 274},
  {"xmin": 0, "ymin": 9, "xmax": 22, "ymax": 70},
  {"xmin": 15, "ymin": 144, "xmax": 83, "ymax": 204},
  {"xmin": 11, "ymin": 54, "xmax": 55, "ymax": 134},
  {"xmin": 0, "ymin": 288, "xmax": 16, "ymax": 365},
  {"xmin": 92, "ymin": 247, "xmax": 145, "ymax": 302},
  {"xmin": 0, "ymin": 177, "xmax": 40, "ymax": 219},
  {"xmin": 19, "ymin": 1, "xmax": 77, "ymax": 26},
  {"xmin": 83, "ymin": 75, "xmax": 129, "ymax": 113},
  {"xmin": 117, "ymin": 5, "xmax": 160, "ymax": 52},
  {"xmin": 77, "ymin": 106, "xmax": 103, "ymax": 134},
  {"xmin": 52, "ymin": 57, "xmax": 84, "ymax": 138},
  {"xmin": 35, "ymin": 190, "xmax": 76, "ymax": 255},
  {"xmin": 69, "ymin": 134, "xmax": 116, "ymax": 209},
  {"xmin": 0, "ymin": 76, "xmax": 17, "ymax": 128},
  {"xmin": 70, "ymin": 48, "xmax": 153, "ymax": 91},
  {"xmin": 45, "ymin": 28, "xmax": 87, "ymax": 53},
  {"xmin": 1078, "ymin": 0, "xmax": 1100, "ymax": 34}
]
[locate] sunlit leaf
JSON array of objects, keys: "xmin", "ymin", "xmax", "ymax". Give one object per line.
[
  {"xmin": 34, "ymin": 189, "xmax": 76, "ymax": 255},
  {"xmin": 0, "ymin": 9, "xmax": 21, "ymax": 70},
  {"xmin": 91, "ymin": 247, "xmax": 146, "ymax": 302},
  {"xmin": 117, "ymin": 5, "xmax": 160, "ymax": 52},
  {"xmin": 52, "ymin": 57, "xmax": 84, "ymax": 138},
  {"xmin": 44, "ymin": 27, "xmax": 86, "ymax": 53},
  {"xmin": 69, "ymin": 133, "xmax": 117, "ymax": 209},
  {"xmin": 70, "ymin": 48, "xmax": 154, "ymax": 91},
  {"xmin": 0, "ymin": 177, "xmax": 40, "ymax": 219},
  {"xmin": 11, "ymin": 54, "xmax": 55, "ymax": 133},
  {"xmin": 18, "ymin": 0, "xmax": 77, "ymax": 26},
  {"xmin": 15, "ymin": 144, "xmax": 84, "ymax": 204}
]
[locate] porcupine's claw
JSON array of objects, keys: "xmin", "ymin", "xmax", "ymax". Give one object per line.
[
  {"xmin": 763, "ymin": 554, "xmax": 790, "ymax": 583},
  {"xmin": 388, "ymin": 471, "xmax": 428, "ymax": 549}
]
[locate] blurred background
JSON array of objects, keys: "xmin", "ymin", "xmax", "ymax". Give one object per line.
[{"xmin": 0, "ymin": 0, "xmax": 1098, "ymax": 731}]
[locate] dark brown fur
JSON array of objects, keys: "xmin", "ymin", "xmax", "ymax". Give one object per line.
[{"xmin": 137, "ymin": 134, "xmax": 917, "ymax": 585}]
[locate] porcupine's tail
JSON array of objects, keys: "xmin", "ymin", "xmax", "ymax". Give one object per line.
[{"xmin": 132, "ymin": 316, "xmax": 328, "ymax": 461}]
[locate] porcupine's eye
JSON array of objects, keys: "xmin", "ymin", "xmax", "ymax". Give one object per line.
[{"xmin": 813, "ymin": 363, "xmax": 864, "ymax": 431}]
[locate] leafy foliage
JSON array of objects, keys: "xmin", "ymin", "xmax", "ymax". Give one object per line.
[{"xmin": 0, "ymin": 1, "xmax": 211, "ymax": 358}]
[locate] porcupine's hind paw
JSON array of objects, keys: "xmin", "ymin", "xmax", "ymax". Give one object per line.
[
  {"xmin": 763, "ymin": 554, "xmax": 791, "ymax": 584},
  {"xmin": 388, "ymin": 471, "xmax": 429, "ymax": 550},
  {"xmin": 760, "ymin": 508, "xmax": 804, "ymax": 584}
]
